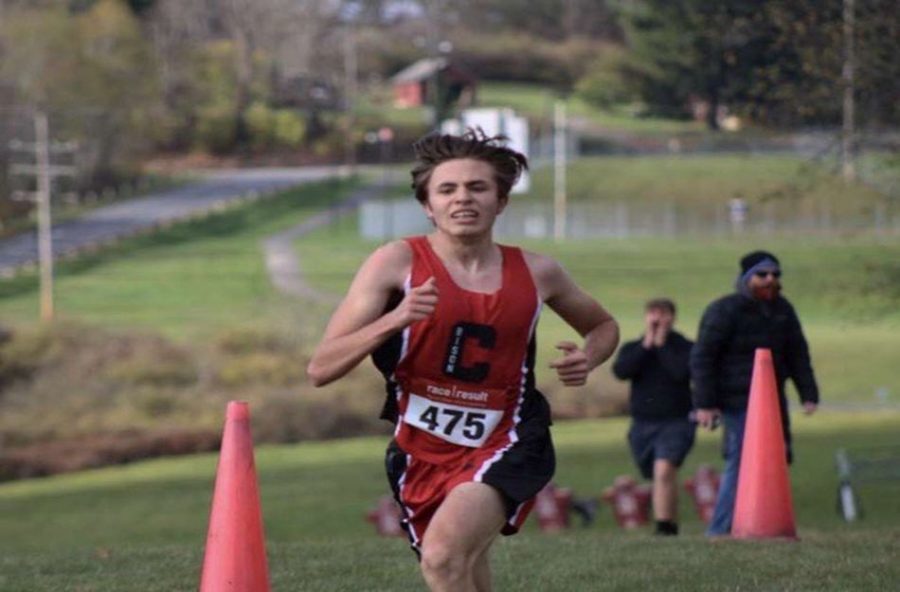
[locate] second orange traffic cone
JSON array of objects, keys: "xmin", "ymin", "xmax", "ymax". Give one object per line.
[
  {"xmin": 199, "ymin": 401, "xmax": 271, "ymax": 591},
  {"xmin": 731, "ymin": 348, "xmax": 798, "ymax": 539}
]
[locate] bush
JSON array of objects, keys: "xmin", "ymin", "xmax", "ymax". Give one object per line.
[
  {"xmin": 575, "ymin": 46, "xmax": 636, "ymax": 108},
  {"xmin": 272, "ymin": 109, "xmax": 306, "ymax": 148},
  {"xmin": 245, "ymin": 101, "xmax": 276, "ymax": 151},
  {"xmin": 0, "ymin": 325, "xmax": 56, "ymax": 389},
  {"xmin": 104, "ymin": 356, "xmax": 197, "ymax": 388},
  {"xmin": 0, "ymin": 321, "xmax": 388, "ymax": 479},
  {"xmin": 245, "ymin": 102, "xmax": 307, "ymax": 151},
  {"xmin": 451, "ymin": 33, "xmax": 601, "ymax": 90},
  {"xmin": 214, "ymin": 327, "xmax": 294, "ymax": 355},
  {"xmin": 0, "ymin": 429, "xmax": 221, "ymax": 481},
  {"xmin": 252, "ymin": 391, "xmax": 387, "ymax": 444},
  {"xmin": 195, "ymin": 102, "xmax": 237, "ymax": 154},
  {"xmin": 215, "ymin": 353, "xmax": 304, "ymax": 388}
]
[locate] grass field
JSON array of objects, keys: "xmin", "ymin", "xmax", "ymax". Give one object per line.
[
  {"xmin": 0, "ymin": 145, "xmax": 898, "ymax": 588},
  {"xmin": 477, "ymin": 82, "xmax": 707, "ymax": 135},
  {"xmin": 292, "ymin": 154, "xmax": 900, "ymax": 413},
  {"xmin": 0, "ymin": 177, "xmax": 359, "ymax": 341},
  {"xmin": 0, "ymin": 154, "xmax": 897, "ymax": 447},
  {"xmin": 1, "ymin": 411, "xmax": 898, "ymax": 591},
  {"xmin": 526, "ymin": 155, "xmax": 889, "ymax": 210},
  {"xmin": 295, "ymin": 223, "xmax": 900, "ymax": 411}
]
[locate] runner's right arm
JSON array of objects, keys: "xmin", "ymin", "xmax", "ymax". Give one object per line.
[{"xmin": 306, "ymin": 241, "xmax": 438, "ymax": 387}]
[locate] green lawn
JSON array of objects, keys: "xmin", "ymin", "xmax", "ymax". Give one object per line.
[
  {"xmin": 0, "ymin": 156, "xmax": 895, "ymax": 431},
  {"xmin": 296, "ymin": 223, "xmax": 900, "ymax": 409},
  {"xmin": 526, "ymin": 154, "xmax": 889, "ymax": 209},
  {"xmin": 477, "ymin": 82, "xmax": 707, "ymax": 135},
  {"xmin": 0, "ymin": 178, "xmax": 358, "ymax": 341},
  {"xmin": 1, "ymin": 411, "xmax": 898, "ymax": 590},
  {"xmin": 295, "ymin": 153, "xmax": 900, "ymax": 410}
]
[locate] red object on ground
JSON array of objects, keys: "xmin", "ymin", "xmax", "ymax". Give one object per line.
[
  {"xmin": 601, "ymin": 475, "xmax": 652, "ymax": 529},
  {"xmin": 199, "ymin": 401, "xmax": 271, "ymax": 591},
  {"xmin": 366, "ymin": 495, "xmax": 405, "ymax": 537},
  {"xmin": 533, "ymin": 482, "xmax": 573, "ymax": 532},
  {"xmin": 732, "ymin": 348, "xmax": 798, "ymax": 539},
  {"xmin": 684, "ymin": 464, "xmax": 720, "ymax": 524}
]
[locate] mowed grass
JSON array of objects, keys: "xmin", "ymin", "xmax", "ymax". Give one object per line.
[
  {"xmin": 296, "ymin": 222, "xmax": 900, "ymax": 408},
  {"xmin": 477, "ymin": 82, "xmax": 706, "ymax": 135},
  {"xmin": 1, "ymin": 412, "xmax": 898, "ymax": 591},
  {"xmin": 526, "ymin": 155, "xmax": 890, "ymax": 211},
  {"xmin": 0, "ymin": 178, "xmax": 359, "ymax": 341}
]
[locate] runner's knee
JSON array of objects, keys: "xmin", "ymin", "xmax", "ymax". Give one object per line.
[{"xmin": 420, "ymin": 540, "xmax": 468, "ymax": 583}]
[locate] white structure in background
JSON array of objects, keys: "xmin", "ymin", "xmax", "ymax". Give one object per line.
[
  {"xmin": 441, "ymin": 108, "xmax": 530, "ymax": 194},
  {"xmin": 359, "ymin": 199, "xmax": 430, "ymax": 240}
]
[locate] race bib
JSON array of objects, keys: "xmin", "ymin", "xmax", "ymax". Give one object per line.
[{"xmin": 403, "ymin": 393, "xmax": 503, "ymax": 448}]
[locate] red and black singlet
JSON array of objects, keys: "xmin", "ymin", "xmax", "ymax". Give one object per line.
[{"xmin": 372, "ymin": 236, "xmax": 543, "ymax": 465}]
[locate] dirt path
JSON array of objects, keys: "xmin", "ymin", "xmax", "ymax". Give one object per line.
[{"xmin": 262, "ymin": 183, "xmax": 386, "ymax": 301}]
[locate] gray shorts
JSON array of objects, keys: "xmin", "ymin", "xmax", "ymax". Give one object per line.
[{"xmin": 628, "ymin": 417, "xmax": 696, "ymax": 479}]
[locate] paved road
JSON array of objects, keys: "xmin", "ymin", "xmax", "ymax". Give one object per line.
[{"xmin": 0, "ymin": 167, "xmax": 342, "ymax": 275}]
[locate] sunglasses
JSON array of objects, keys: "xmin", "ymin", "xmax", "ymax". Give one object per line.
[{"xmin": 754, "ymin": 270, "xmax": 781, "ymax": 279}]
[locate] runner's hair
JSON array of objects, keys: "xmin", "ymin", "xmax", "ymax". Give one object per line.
[{"xmin": 410, "ymin": 128, "xmax": 529, "ymax": 204}]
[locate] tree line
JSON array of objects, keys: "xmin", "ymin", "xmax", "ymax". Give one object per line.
[
  {"xmin": 0, "ymin": 0, "xmax": 896, "ymax": 223},
  {"xmin": 611, "ymin": 0, "xmax": 899, "ymax": 129}
]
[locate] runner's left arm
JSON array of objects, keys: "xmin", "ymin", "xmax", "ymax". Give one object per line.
[{"xmin": 527, "ymin": 253, "xmax": 619, "ymax": 386}]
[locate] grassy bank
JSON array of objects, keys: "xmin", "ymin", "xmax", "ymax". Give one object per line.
[
  {"xmin": 527, "ymin": 154, "xmax": 889, "ymax": 209},
  {"xmin": 478, "ymin": 82, "xmax": 707, "ymax": 135},
  {"xmin": 0, "ymin": 177, "xmax": 358, "ymax": 341},
  {"xmin": 0, "ymin": 178, "xmax": 378, "ymax": 457}
]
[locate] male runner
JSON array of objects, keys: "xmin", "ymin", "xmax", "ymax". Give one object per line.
[{"xmin": 307, "ymin": 130, "xmax": 619, "ymax": 591}]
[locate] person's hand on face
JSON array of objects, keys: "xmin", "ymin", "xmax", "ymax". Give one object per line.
[
  {"xmin": 653, "ymin": 310, "xmax": 673, "ymax": 347},
  {"xmin": 643, "ymin": 308, "xmax": 673, "ymax": 348},
  {"xmin": 642, "ymin": 310, "xmax": 660, "ymax": 349}
]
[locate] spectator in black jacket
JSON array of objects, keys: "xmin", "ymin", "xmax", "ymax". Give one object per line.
[
  {"xmin": 613, "ymin": 298, "xmax": 694, "ymax": 536},
  {"xmin": 691, "ymin": 250, "xmax": 819, "ymax": 537}
]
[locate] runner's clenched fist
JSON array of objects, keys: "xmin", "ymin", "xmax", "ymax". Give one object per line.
[{"xmin": 391, "ymin": 276, "xmax": 439, "ymax": 329}]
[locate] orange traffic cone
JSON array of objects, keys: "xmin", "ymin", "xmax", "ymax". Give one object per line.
[
  {"xmin": 732, "ymin": 349, "xmax": 798, "ymax": 539},
  {"xmin": 199, "ymin": 401, "xmax": 271, "ymax": 591}
]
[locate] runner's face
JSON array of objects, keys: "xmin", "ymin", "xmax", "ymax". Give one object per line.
[{"xmin": 423, "ymin": 159, "xmax": 507, "ymax": 237}]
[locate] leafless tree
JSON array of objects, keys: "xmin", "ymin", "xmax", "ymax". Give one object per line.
[{"xmin": 148, "ymin": 0, "xmax": 343, "ymax": 144}]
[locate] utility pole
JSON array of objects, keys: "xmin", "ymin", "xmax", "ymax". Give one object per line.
[
  {"xmin": 842, "ymin": 0, "xmax": 856, "ymax": 182},
  {"xmin": 9, "ymin": 111, "xmax": 77, "ymax": 322},
  {"xmin": 426, "ymin": 0, "xmax": 442, "ymax": 129},
  {"xmin": 343, "ymin": 25, "xmax": 358, "ymax": 174},
  {"xmin": 553, "ymin": 100, "xmax": 568, "ymax": 242}
]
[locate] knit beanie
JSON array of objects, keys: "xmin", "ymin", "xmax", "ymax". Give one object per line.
[{"xmin": 740, "ymin": 250, "xmax": 780, "ymax": 275}]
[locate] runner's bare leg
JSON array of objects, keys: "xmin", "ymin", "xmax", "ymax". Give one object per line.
[
  {"xmin": 420, "ymin": 482, "xmax": 506, "ymax": 592},
  {"xmin": 473, "ymin": 546, "xmax": 493, "ymax": 592}
]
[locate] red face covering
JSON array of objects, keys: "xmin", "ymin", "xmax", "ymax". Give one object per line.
[{"xmin": 752, "ymin": 283, "xmax": 781, "ymax": 301}]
